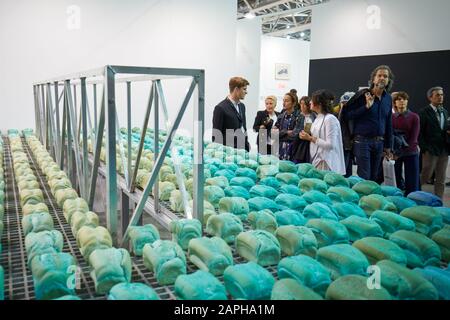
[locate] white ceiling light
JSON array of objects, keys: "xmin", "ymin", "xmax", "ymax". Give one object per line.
[
  {"xmin": 244, "ymin": 12, "xmax": 255, "ymax": 19},
  {"xmin": 300, "ymin": 32, "xmax": 305, "ymax": 37}
]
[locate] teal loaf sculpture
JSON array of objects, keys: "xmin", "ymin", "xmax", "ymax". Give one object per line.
[
  {"xmin": 169, "ymin": 218, "xmax": 202, "ymax": 250},
  {"xmin": 302, "ymin": 190, "xmax": 333, "ymax": 205},
  {"xmin": 236, "ymin": 230, "xmax": 281, "ymax": 266},
  {"xmin": 325, "ymin": 275, "xmax": 391, "ymax": 300},
  {"xmin": 247, "ymin": 210, "xmax": 278, "ymax": 234},
  {"xmin": 302, "ymin": 203, "xmax": 339, "ymax": 221},
  {"xmin": 88, "ymin": 248, "xmax": 132, "ymax": 295},
  {"xmin": 353, "ymin": 237, "xmax": 407, "ymax": 265},
  {"xmin": 305, "ymin": 219, "xmax": 349, "ymax": 248},
  {"xmin": 327, "ymin": 186, "xmax": 360, "ymax": 204},
  {"xmin": 256, "ymin": 164, "xmax": 279, "ymax": 179},
  {"xmin": 70, "ymin": 211, "xmax": 99, "ymax": 235},
  {"xmin": 299, "ymin": 178, "xmax": 328, "ymax": 193},
  {"xmin": 279, "ymin": 184, "xmax": 302, "ymax": 196},
  {"xmin": 21, "ymin": 212, "xmax": 54, "ymax": 236},
  {"xmin": 218, "ymin": 197, "xmax": 249, "ymax": 220},
  {"xmin": 369, "ymin": 210, "xmax": 416, "ymax": 237},
  {"xmin": 206, "ymin": 213, "xmax": 243, "ymax": 244},
  {"xmin": 128, "ymin": 224, "xmax": 160, "ymax": 256},
  {"xmin": 274, "ymin": 194, "xmax": 307, "ymax": 212},
  {"xmin": 203, "ymin": 185, "xmax": 226, "ymax": 209},
  {"xmin": 340, "ymin": 216, "xmax": 383, "ymax": 242},
  {"xmin": 223, "ymin": 186, "xmax": 250, "ymax": 200},
  {"xmin": 274, "ymin": 209, "xmax": 306, "ymax": 227},
  {"xmin": 62, "ymin": 197, "xmax": 89, "ymax": 224},
  {"xmin": 249, "ymin": 185, "xmax": 279, "ymax": 200},
  {"xmin": 247, "ymin": 197, "xmax": 280, "ymax": 213},
  {"xmin": 385, "ymin": 196, "xmax": 417, "ymax": 212},
  {"xmin": 271, "ymin": 279, "xmax": 323, "ymax": 300},
  {"xmin": 380, "ymin": 185, "xmax": 403, "ymax": 197},
  {"xmin": 351, "ymin": 180, "xmax": 382, "ymax": 197},
  {"xmin": 223, "ymin": 262, "xmax": 275, "ymax": 300},
  {"xmin": 332, "ymin": 202, "xmax": 367, "ymax": 220},
  {"xmin": 278, "ymin": 160, "xmax": 297, "ymax": 173},
  {"xmin": 323, "ymin": 172, "xmax": 350, "ymax": 188},
  {"xmin": 174, "ymin": 270, "xmax": 227, "ymax": 300},
  {"xmin": 275, "ymin": 225, "xmax": 318, "ymax": 257},
  {"xmin": 76, "ymin": 226, "xmax": 113, "ymax": 261},
  {"xmin": 389, "ymin": 230, "xmax": 441, "ymax": 268},
  {"xmin": 275, "ymin": 172, "xmax": 300, "ymax": 186},
  {"xmin": 108, "ymin": 282, "xmax": 159, "ymax": 300},
  {"xmin": 359, "ymin": 194, "xmax": 397, "ymax": 216},
  {"xmin": 259, "ymin": 177, "xmax": 281, "ymax": 190},
  {"xmin": 376, "ymin": 260, "xmax": 438, "ymax": 300},
  {"xmin": 0, "ymin": 265, "xmax": 4, "ymax": 300},
  {"xmin": 25, "ymin": 230, "xmax": 64, "ymax": 266},
  {"xmin": 317, "ymin": 244, "xmax": 369, "ymax": 280},
  {"xmin": 143, "ymin": 240, "xmax": 186, "ymax": 285},
  {"xmin": 188, "ymin": 237, "xmax": 233, "ymax": 276},
  {"xmin": 31, "ymin": 252, "xmax": 76, "ymax": 300},
  {"xmin": 278, "ymin": 255, "xmax": 331, "ymax": 296},
  {"xmin": 235, "ymin": 168, "xmax": 257, "ymax": 182},
  {"xmin": 414, "ymin": 266, "xmax": 450, "ymax": 300},
  {"xmin": 230, "ymin": 177, "xmax": 255, "ymax": 190},
  {"xmin": 399, "ymin": 206, "xmax": 443, "ymax": 236},
  {"xmin": 431, "ymin": 226, "xmax": 450, "ymax": 262}
]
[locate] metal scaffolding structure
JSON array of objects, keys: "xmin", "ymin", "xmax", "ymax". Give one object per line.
[{"xmin": 33, "ymin": 65, "xmax": 205, "ymax": 245}]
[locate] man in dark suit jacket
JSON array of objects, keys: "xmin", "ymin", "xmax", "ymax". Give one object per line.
[
  {"xmin": 212, "ymin": 77, "xmax": 250, "ymax": 151},
  {"xmin": 419, "ymin": 86, "xmax": 449, "ymax": 199}
]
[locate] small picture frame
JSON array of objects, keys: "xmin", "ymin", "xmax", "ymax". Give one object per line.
[{"xmin": 275, "ymin": 63, "xmax": 290, "ymax": 80}]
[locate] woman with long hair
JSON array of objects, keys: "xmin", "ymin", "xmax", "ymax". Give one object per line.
[{"xmin": 299, "ymin": 90, "xmax": 345, "ymax": 174}]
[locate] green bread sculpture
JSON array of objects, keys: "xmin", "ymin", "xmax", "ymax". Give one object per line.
[
  {"xmin": 279, "ymin": 184, "xmax": 302, "ymax": 196},
  {"xmin": 278, "ymin": 160, "xmax": 297, "ymax": 173},
  {"xmin": 224, "ymin": 186, "xmax": 250, "ymax": 200},
  {"xmin": 299, "ymin": 178, "xmax": 328, "ymax": 193},
  {"xmin": 218, "ymin": 197, "xmax": 249, "ymax": 220},
  {"xmin": 359, "ymin": 194, "xmax": 397, "ymax": 216},
  {"xmin": 223, "ymin": 262, "xmax": 275, "ymax": 300},
  {"xmin": 174, "ymin": 270, "xmax": 227, "ymax": 300},
  {"xmin": 128, "ymin": 224, "xmax": 160, "ymax": 256},
  {"xmin": 203, "ymin": 185, "xmax": 226, "ymax": 209},
  {"xmin": 19, "ymin": 189, "xmax": 44, "ymax": 207},
  {"xmin": 317, "ymin": 244, "xmax": 369, "ymax": 280},
  {"xmin": 21, "ymin": 212, "xmax": 54, "ymax": 236},
  {"xmin": 31, "ymin": 252, "xmax": 77, "ymax": 300},
  {"xmin": 205, "ymin": 213, "xmax": 243, "ymax": 244},
  {"xmin": 88, "ymin": 248, "xmax": 132, "ymax": 295},
  {"xmin": 259, "ymin": 177, "xmax": 281, "ymax": 189},
  {"xmin": 230, "ymin": 177, "xmax": 255, "ymax": 190},
  {"xmin": 143, "ymin": 240, "xmax": 186, "ymax": 285},
  {"xmin": 305, "ymin": 219, "xmax": 349, "ymax": 248},
  {"xmin": 0, "ymin": 265, "xmax": 4, "ymax": 300},
  {"xmin": 275, "ymin": 225, "xmax": 318, "ymax": 257},
  {"xmin": 302, "ymin": 190, "xmax": 333, "ymax": 205},
  {"xmin": 70, "ymin": 211, "xmax": 99, "ymax": 235},
  {"xmin": 235, "ymin": 230, "xmax": 281, "ymax": 266},
  {"xmin": 274, "ymin": 210, "xmax": 306, "ymax": 226},
  {"xmin": 54, "ymin": 188, "xmax": 79, "ymax": 207},
  {"xmin": 271, "ymin": 279, "xmax": 323, "ymax": 300},
  {"xmin": 325, "ymin": 275, "xmax": 392, "ymax": 300},
  {"xmin": 340, "ymin": 215, "xmax": 383, "ymax": 242},
  {"xmin": 386, "ymin": 196, "xmax": 417, "ymax": 212},
  {"xmin": 327, "ymin": 186, "xmax": 360, "ymax": 204},
  {"xmin": 351, "ymin": 180, "xmax": 382, "ymax": 197},
  {"xmin": 389, "ymin": 230, "xmax": 442, "ymax": 268},
  {"xmin": 249, "ymin": 185, "xmax": 279, "ymax": 200},
  {"xmin": 188, "ymin": 237, "xmax": 233, "ymax": 276},
  {"xmin": 369, "ymin": 210, "xmax": 416, "ymax": 237},
  {"xmin": 431, "ymin": 226, "xmax": 450, "ymax": 262},
  {"xmin": 248, "ymin": 197, "xmax": 280, "ymax": 213},
  {"xmin": 247, "ymin": 210, "xmax": 278, "ymax": 234},
  {"xmin": 400, "ymin": 206, "xmax": 444, "ymax": 236},
  {"xmin": 76, "ymin": 226, "xmax": 113, "ymax": 261},
  {"xmin": 323, "ymin": 172, "xmax": 350, "ymax": 188},
  {"xmin": 332, "ymin": 202, "xmax": 367, "ymax": 220},
  {"xmin": 353, "ymin": 237, "xmax": 407, "ymax": 265},
  {"xmin": 376, "ymin": 260, "xmax": 439, "ymax": 300},
  {"xmin": 108, "ymin": 282, "xmax": 159, "ymax": 300},
  {"xmin": 62, "ymin": 197, "xmax": 89, "ymax": 224},
  {"xmin": 274, "ymin": 194, "xmax": 307, "ymax": 212},
  {"xmin": 275, "ymin": 172, "xmax": 300, "ymax": 186},
  {"xmin": 278, "ymin": 255, "xmax": 331, "ymax": 296},
  {"xmin": 256, "ymin": 164, "xmax": 279, "ymax": 179},
  {"xmin": 302, "ymin": 203, "xmax": 339, "ymax": 221},
  {"xmin": 169, "ymin": 218, "xmax": 202, "ymax": 250},
  {"xmin": 25, "ymin": 230, "xmax": 64, "ymax": 266},
  {"xmin": 235, "ymin": 168, "xmax": 257, "ymax": 182}
]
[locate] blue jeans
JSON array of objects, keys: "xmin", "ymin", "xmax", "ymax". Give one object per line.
[
  {"xmin": 394, "ymin": 154, "xmax": 420, "ymax": 196},
  {"xmin": 353, "ymin": 139, "xmax": 384, "ymax": 181}
]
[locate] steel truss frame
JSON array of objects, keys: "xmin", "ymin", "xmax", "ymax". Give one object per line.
[{"xmin": 33, "ymin": 65, "xmax": 205, "ymax": 246}]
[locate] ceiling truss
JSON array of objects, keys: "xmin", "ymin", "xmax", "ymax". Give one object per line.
[{"xmin": 237, "ymin": 0, "xmax": 330, "ymax": 41}]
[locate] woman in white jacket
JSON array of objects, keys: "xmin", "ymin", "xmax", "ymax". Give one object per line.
[{"xmin": 299, "ymin": 89, "xmax": 346, "ymax": 175}]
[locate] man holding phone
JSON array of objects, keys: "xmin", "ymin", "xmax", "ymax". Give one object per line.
[{"xmin": 343, "ymin": 65, "xmax": 394, "ymax": 182}]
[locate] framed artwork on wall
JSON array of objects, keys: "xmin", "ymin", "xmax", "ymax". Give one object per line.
[{"xmin": 275, "ymin": 63, "xmax": 290, "ymax": 80}]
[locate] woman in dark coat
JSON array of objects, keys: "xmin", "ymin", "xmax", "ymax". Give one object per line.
[
  {"xmin": 292, "ymin": 96, "xmax": 316, "ymax": 163},
  {"xmin": 253, "ymin": 95, "xmax": 280, "ymax": 155}
]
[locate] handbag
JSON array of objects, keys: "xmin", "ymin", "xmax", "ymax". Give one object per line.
[{"xmin": 382, "ymin": 158, "xmax": 396, "ymax": 187}]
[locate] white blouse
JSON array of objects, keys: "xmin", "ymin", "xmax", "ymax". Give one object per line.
[{"xmin": 309, "ymin": 113, "xmax": 346, "ymax": 175}]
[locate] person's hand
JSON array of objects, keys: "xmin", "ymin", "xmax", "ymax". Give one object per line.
[
  {"xmin": 299, "ymin": 130, "xmax": 312, "ymax": 141},
  {"xmin": 384, "ymin": 148, "xmax": 393, "ymax": 159},
  {"xmin": 365, "ymin": 92, "xmax": 374, "ymax": 109}
]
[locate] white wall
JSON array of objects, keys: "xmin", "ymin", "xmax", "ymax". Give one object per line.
[
  {"xmin": 311, "ymin": 0, "xmax": 450, "ymax": 59},
  {"xmin": 236, "ymin": 18, "xmax": 262, "ymax": 152},
  {"xmin": 259, "ymin": 35, "xmax": 310, "ymax": 112},
  {"xmin": 0, "ymin": 0, "xmax": 237, "ymax": 137}
]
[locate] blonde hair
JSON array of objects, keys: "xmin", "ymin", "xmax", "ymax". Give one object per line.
[{"xmin": 265, "ymin": 95, "xmax": 277, "ymax": 107}]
